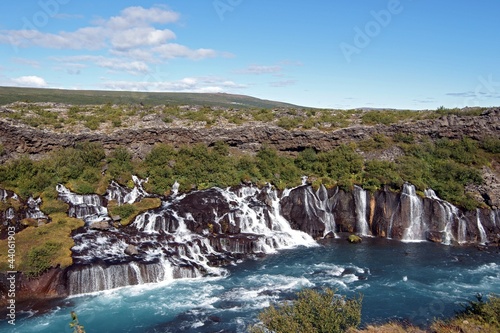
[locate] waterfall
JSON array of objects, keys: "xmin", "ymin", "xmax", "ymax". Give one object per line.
[
  {"xmin": 401, "ymin": 184, "xmax": 426, "ymax": 241},
  {"xmin": 354, "ymin": 186, "xmax": 370, "ymax": 236},
  {"xmin": 57, "ymin": 184, "xmax": 108, "ymax": 224},
  {"xmin": 5, "ymin": 207, "xmax": 15, "ymax": 220},
  {"xmin": 216, "ymin": 186, "xmax": 316, "ymax": 251},
  {"xmin": 68, "ymin": 260, "xmax": 176, "ymax": 295},
  {"xmin": 171, "ymin": 181, "xmax": 180, "ymax": 197},
  {"xmin": 457, "ymin": 219, "xmax": 467, "ymax": 244},
  {"xmin": 105, "ymin": 176, "xmax": 150, "ymax": 205},
  {"xmin": 317, "ymin": 185, "xmax": 336, "ymax": 237},
  {"xmin": 425, "ymin": 189, "xmax": 468, "ymax": 244},
  {"xmin": 476, "ymin": 209, "xmax": 488, "ymax": 244},
  {"xmin": 26, "ymin": 197, "xmax": 48, "ymax": 220}
]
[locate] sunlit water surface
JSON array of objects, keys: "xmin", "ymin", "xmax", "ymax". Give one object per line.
[{"xmin": 2, "ymin": 238, "xmax": 499, "ymax": 332}]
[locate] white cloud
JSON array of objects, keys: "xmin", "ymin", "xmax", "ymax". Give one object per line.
[
  {"xmin": 104, "ymin": 6, "xmax": 180, "ymax": 30},
  {"xmin": 0, "ymin": 6, "xmax": 218, "ymax": 61},
  {"xmin": 51, "ymin": 55, "xmax": 150, "ymax": 75},
  {"xmin": 101, "ymin": 76, "xmax": 246, "ymax": 93},
  {"xmin": 11, "ymin": 76, "xmax": 48, "ymax": 88},
  {"xmin": 110, "ymin": 27, "xmax": 176, "ymax": 51},
  {"xmin": 12, "ymin": 57, "xmax": 40, "ymax": 68},
  {"xmin": 153, "ymin": 44, "xmax": 218, "ymax": 60},
  {"xmin": 236, "ymin": 65, "xmax": 282, "ymax": 75},
  {"xmin": 270, "ymin": 79, "xmax": 297, "ymax": 87}
]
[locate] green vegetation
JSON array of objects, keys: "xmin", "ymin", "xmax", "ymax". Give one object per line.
[
  {"xmin": 0, "ymin": 86, "xmax": 298, "ymax": 108},
  {"xmin": 108, "ymin": 198, "xmax": 162, "ymax": 226},
  {"xmin": 0, "ymin": 213, "xmax": 84, "ymax": 276},
  {"xmin": 249, "ymin": 288, "xmax": 362, "ymax": 333},
  {"xmin": 0, "ymin": 133, "xmax": 497, "ymax": 210},
  {"xmin": 70, "ymin": 311, "xmax": 86, "ymax": 333},
  {"xmin": 250, "ymin": 291, "xmax": 499, "ymax": 333}
]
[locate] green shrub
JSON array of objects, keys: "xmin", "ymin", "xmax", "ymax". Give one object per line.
[
  {"xmin": 458, "ymin": 294, "xmax": 500, "ymax": 328},
  {"xmin": 110, "ymin": 203, "xmax": 136, "ymax": 219},
  {"xmin": 252, "ymin": 108, "xmax": 275, "ymax": 122},
  {"xmin": 481, "ymin": 137, "xmax": 500, "ymax": 153},
  {"xmin": 26, "ymin": 242, "xmax": 62, "ymax": 277},
  {"xmin": 249, "ymin": 288, "xmax": 362, "ymax": 333},
  {"xmin": 277, "ymin": 116, "xmax": 300, "ymax": 130},
  {"xmin": 393, "ymin": 132, "xmax": 415, "ymax": 144}
]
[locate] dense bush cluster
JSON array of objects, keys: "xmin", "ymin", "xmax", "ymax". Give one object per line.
[
  {"xmin": 249, "ymin": 290, "xmax": 500, "ymax": 333},
  {"xmin": 249, "ymin": 288, "xmax": 362, "ymax": 333},
  {"xmin": 0, "ymin": 134, "xmax": 497, "ymax": 209}
]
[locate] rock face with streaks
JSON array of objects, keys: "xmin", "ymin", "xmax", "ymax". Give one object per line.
[{"xmin": 1, "ymin": 107, "xmax": 498, "ymax": 159}]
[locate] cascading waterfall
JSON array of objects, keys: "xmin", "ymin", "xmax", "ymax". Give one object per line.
[
  {"xmin": 57, "ymin": 184, "xmax": 108, "ymax": 224},
  {"xmin": 424, "ymin": 189, "xmax": 468, "ymax": 245},
  {"xmin": 105, "ymin": 175, "xmax": 150, "ymax": 205},
  {"xmin": 354, "ymin": 186, "xmax": 370, "ymax": 236},
  {"xmin": 216, "ymin": 185, "xmax": 316, "ymax": 251},
  {"xmin": 316, "ymin": 185, "xmax": 337, "ymax": 238},
  {"xmin": 26, "ymin": 197, "xmax": 47, "ymax": 220},
  {"xmin": 56, "ymin": 178, "xmax": 497, "ymax": 297},
  {"xmin": 476, "ymin": 209, "xmax": 488, "ymax": 244},
  {"xmin": 401, "ymin": 184, "xmax": 426, "ymax": 241},
  {"xmin": 67, "ymin": 260, "xmax": 177, "ymax": 295}
]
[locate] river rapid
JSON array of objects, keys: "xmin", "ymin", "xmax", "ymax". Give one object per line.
[{"xmin": 2, "ymin": 237, "xmax": 499, "ymax": 332}]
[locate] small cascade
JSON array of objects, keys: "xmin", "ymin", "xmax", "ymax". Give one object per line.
[
  {"xmin": 354, "ymin": 186, "xmax": 370, "ymax": 236},
  {"xmin": 316, "ymin": 185, "xmax": 336, "ymax": 237},
  {"xmin": 401, "ymin": 184, "xmax": 426, "ymax": 241},
  {"xmin": 476, "ymin": 209, "xmax": 488, "ymax": 244},
  {"xmin": 26, "ymin": 197, "xmax": 48, "ymax": 220},
  {"xmin": 171, "ymin": 181, "xmax": 180, "ymax": 197},
  {"xmin": 57, "ymin": 184, "xmax": 108, "ymax": 224},
  {"xmin": 5, "ymin": 207, "xmax": 15, "ymax": 220},
  {"xmin": 0, "ymin": 189, "xmax": 9, "ymax": 201},
  {"xmin": 0, "ymin": 189, "xmax": 19, "ymax": 223},
  {"xmin": 425, "ymin": 189, "xmax": 468, "ymax": 244},
  {"xmin": 457, "ymin": 219, "xmax": 467, "ymax": 244},
  {"xmin": 216, "ymin": 185, "xmax": 316, "ymax": 251},
  {"xmin": 67, "ymin": 260, "xmax": 176, "ymax": 295},
  {"xmin": 105, "ymin": 176, "xmax": 150, "ymax": 205}
]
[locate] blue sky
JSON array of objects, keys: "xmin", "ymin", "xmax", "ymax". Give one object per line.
[{"xmin": 1, "ymin": 1, "xmax": 499, "ymax": 109}]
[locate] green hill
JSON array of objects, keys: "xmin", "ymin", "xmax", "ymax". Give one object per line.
[{"xmin": 0, "ymin": 86, "xmax": 300, "ymax": 109}]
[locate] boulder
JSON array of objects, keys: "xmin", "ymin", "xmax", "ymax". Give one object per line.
[
  {"xmin": 124, "ymin": 244, "xmax": 139, "ymax": 256},
  {"xmin": 89, "ymin": 221, "xmax": 110, "ymax": 230}
]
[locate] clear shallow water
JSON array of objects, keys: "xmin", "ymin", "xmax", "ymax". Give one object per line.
[{"xmin": 2, "ymin": 238, "xmax": 499, "ymax": 332}]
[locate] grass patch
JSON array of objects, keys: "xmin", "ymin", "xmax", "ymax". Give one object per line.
[
  {"xmin": 0, "ymin": 212, "xmax": 84, "ymax": 276},
  {"xmin": 108, "ymin": 198, "xmax": 162, "ymax": 226}
]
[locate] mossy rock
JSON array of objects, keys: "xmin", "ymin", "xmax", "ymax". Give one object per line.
[{"xmin": 348, "ymin": 234, "xmax": 362, "ymax": 243}]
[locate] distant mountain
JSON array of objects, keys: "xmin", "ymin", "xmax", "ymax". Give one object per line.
[{"xmin": 0, "ymin": 86, "xmax": 301, "ymax": 109}]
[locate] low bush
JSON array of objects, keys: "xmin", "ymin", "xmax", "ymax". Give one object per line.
[{"xmin": 249, "ymin": 288, "xmax": 362, "ymax": 333}]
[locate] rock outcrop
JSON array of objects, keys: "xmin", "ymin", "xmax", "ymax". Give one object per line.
[{"xmin": 1, "ymin": 108, "xmax": 499, "ymax": 161}]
